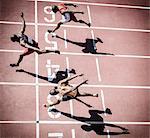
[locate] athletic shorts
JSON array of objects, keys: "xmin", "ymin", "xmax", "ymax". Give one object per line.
[
  {"xmin": 60, "ymin": 12, "xmax": 71, "ymax": 23},
  {"xmin": 23, "ymin": 42, "xmax": 39, "ymax": 55}
]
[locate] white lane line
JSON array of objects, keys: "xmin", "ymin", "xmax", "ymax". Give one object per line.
[
  {"xmin": 0, "ymin": 21, "xmax": 35, "ymax": 25},
  {"xmin": 0, "ymin": 82, "xmax": 150, "ymax": 89},
  {"xmin": 39, "ymin": 121, "xmax": 150, "ymax": 125},
  {"xmin": 38, "ymin": 23, "xmax": 150, "ymax": 33},
  {"xmin": 91, "ymin": 31, "xmax": 102, "ymax": 81},
  {"xmin": 0, "ymin": 49, "xmax": 149, "ymax": 59},
  {"xmin": 0, "ymin": 120, "xmax": 150, "ymax": 125},
  {"xmin": 87, "ymin": 5, "xmax": 92, "ymax": 24},
  {"xmin": 100, "ymin": 90, "xmax": 111, "ymax": 136},
  {"xmin": 95, "ymin": 58, "xmax": 102, "ymax": 82},
  {"xmin": 0, "ymin": 82, "xmax": 36, "ymax": 86},
  {"xmin": 1, "ymin": 21, "xmax": 150, "ymax": 33},
  {"xmin": 100, "ymin": 90, "xmax": 106, "ymax": 116},
  {"xmin": 0, "ymin": 49, "xmax": 23, "ymax": 53},
  {"xmin": 0, "ymin": 121, "xmax": 36, "ymax": 124},
  {"xmin": 91, "ymin": 30, "xmax": 97, "ymax": 50},
  {"xmin": 71, "ymin": 129, "xmax": 76, "ymax": 138},
  {"xmin": 35, "ymin": 0, "xmax": 40, "ymax": 138},
  {"xmin": 28, "ymin": 0, "xmax": 150, "ymax": 10},
  {"xmin": 66, "ymin": 57, "xmax": 74, "ymax": 116},
  {"xmin": 64, "ymin": 29, "xmax": 67, "ymax": 48},
  {"xmin": 107, "ymin": 130, "xmax": 111, "ymax": 138}
]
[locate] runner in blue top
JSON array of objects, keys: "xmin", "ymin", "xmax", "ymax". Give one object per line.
[
  {"xmin": 48, "ymin": 3, "xmax": 91, "ymax": 34},
  {"xmin": 10, "ymin": 12, "xmax": 60, "ymax": 67}
]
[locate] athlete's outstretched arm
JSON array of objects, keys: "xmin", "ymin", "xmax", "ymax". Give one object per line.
[
  {"xmin": 59, "ymin": 74, "xmax": 84, "ymax": 84},
  {"xmin": 20, "ymin": 12, "xmax": 26, "ymax": 34},
  {"xmin": 43, "ymin": 100, "xmax": 61, "ymax": 107},
  {"xmin": 64, "ymin": 3, "xmax": 77, "ymax": 7}
]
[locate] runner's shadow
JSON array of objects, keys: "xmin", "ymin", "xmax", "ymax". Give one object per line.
[
  {"xmin": 51, "ymin": 108, "xmax": 130, "ymax": 135},
  {"xmin": 53, "ymin": 35, "xmax": 114, "ymax": 55},
  {"xmin": 16, "ymin": 68, "xmax": 76, "ymax": 84}
]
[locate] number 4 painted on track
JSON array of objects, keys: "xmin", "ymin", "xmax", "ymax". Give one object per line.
[{"xmin": 46, "ymin": 60, "xmax": 60, "ymax": 82}]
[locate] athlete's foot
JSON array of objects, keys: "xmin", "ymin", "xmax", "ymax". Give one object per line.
[
  {"xmin": 55, "ymin": 50, "xmax": 60, "ymax": 54},
  {"xmin": 10, "ymin": 64, "xmax": 19, "ymax": 67},
  {"xmin": 51, "ymin": 32, "xmax": 57, "ymax": 37},
  {"xmin": 84, "ymin": 80, "xmax": 88, "ymax": 84},
  {"xmin": 16, "ymin": 69, "xmax": 24, "ymax": 72},
  {"xmin": 122, "ymin": 129, "xmax": 129, "ymax": 134},
  {"xmin": 93, "ymin": 93, "xmax": 98, "ymax": 97},
  {"xmin": 47, "ymin": 29, "xmax": 53, "ymax": 33},
  {"xmin": 105, "ymin": 108, "xmax": 112, "ymax": 114},
  {"xmin": 43, "ymin": 104, "xmax": 47, "ymax": 108},
  {"xmin": 51, "ymin": 108, "xmax": 59, "ymax": 112},
  {"xmin": 69, "ymin": 69, "xmax": 76, "ymax": 74},
  {"xmin": 87, "ymin": 23, "xmax": 91, "ymax": 27},
  {"xmin": 97, "ymin": 37, "xmax": 103, "ymax": 43}
]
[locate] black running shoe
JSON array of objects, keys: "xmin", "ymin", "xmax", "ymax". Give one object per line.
[
  {"xmin": 69, "ymin": 69, "xmax": 76, "ymax": 74},
  {"xmin": 55, "ymin": 50, "xmax": 60, "ymax": 54},
  {"xmin": 88, "ymin": 23, "xmax": 91, "ymax": 27},
  {"xmin": 47, "ymin": 29, "xmax": 53, "ymax": 33}
]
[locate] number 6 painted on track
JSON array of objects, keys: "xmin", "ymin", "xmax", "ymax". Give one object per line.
[{"xmin": 47, "ymin": 94, "xmax": 61, "ymax": 119}]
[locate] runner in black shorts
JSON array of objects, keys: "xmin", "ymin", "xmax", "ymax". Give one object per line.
[
  {"xmin": 48, "ymin": 3, "xmax": 91, "ymax": 34},
  {"xmin": 10, "ymin": 12, "xmax": 60, "ymax": 67},
  {"xmin": 43, "ymin": 74, "xmax": 98, "ymax": 108}
]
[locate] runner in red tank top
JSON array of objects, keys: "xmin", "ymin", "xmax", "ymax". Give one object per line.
[{"xmin": 48, "ymin": 3, "xmax": 91, "ymax": 34}]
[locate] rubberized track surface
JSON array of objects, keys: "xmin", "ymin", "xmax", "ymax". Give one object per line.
[{"xmin": 0, "ymin": 0, "xmax": 150, "ymax": 138}]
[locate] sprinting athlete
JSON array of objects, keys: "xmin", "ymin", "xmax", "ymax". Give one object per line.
[
  {"xmin": 43, "ymin": 74, "xmax": 98, "ymax": 107},
  {"xmin": 10, "ymin": 12, "xmax": 60, "ymax": 67},
  {"xmin": 48, "ymin": 3, "xmax": 91, "ymax": 33}
]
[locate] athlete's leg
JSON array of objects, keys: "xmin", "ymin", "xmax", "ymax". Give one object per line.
[
  {"xmin": 36, "ymin": 49, "xmax": 60, "ymax": 54},
  {"xmin": 10, "ymin": 49, "xmax": 34, "ymax": 67},
  {"xmin": 43, "ymin": 99, "xmax": 61, "ymax": 107},
  {"xmin": 48, "ymin": 22, "xmax": 63, "ymax": 33},
  {"xmin": 71, "ymin": 13, "xmax": 91, "ymax": 27},
  {"xmin": 71, "ymin": 80, "xmax": 88, "ymax": 91},
  {"xmin": 78, "ymin": 92, "xmax": 98, "ymax": 97},
  {"xmin": 31, "ymin": 42, "xmax": 60, "ymax": 54},
  {"xmin": 48, "ymin": 12, "xmax": 70, "ymax": 33}
]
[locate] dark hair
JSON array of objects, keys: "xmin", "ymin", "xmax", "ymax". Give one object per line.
[
  {"xmin": 52, "ymin": 5, "xmax": 59, "ymax": 13},
  {"xmin": 10, "ymin": 34, "xmax": 18, "ymax": 42},
  {"xmin": 49, "ymin": 88, "xmax": 59, "ymax": 95}
]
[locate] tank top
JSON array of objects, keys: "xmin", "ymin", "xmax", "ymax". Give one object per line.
[
  {"xmin": 18, "ymin": 34, "xmax": 34, "ymax": 46},
  {"xmin": 58, "ymin": 3, "xmax": 68, "ymax": 13}
]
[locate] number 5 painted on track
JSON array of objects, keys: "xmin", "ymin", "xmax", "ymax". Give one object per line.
[
  {"xmin": 45, "ymin": 32, "xmax": 58, "ymax": 50},
  {"xmin": 44, "ymin": 6, "xmax": 56, "ymax": 22}
]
